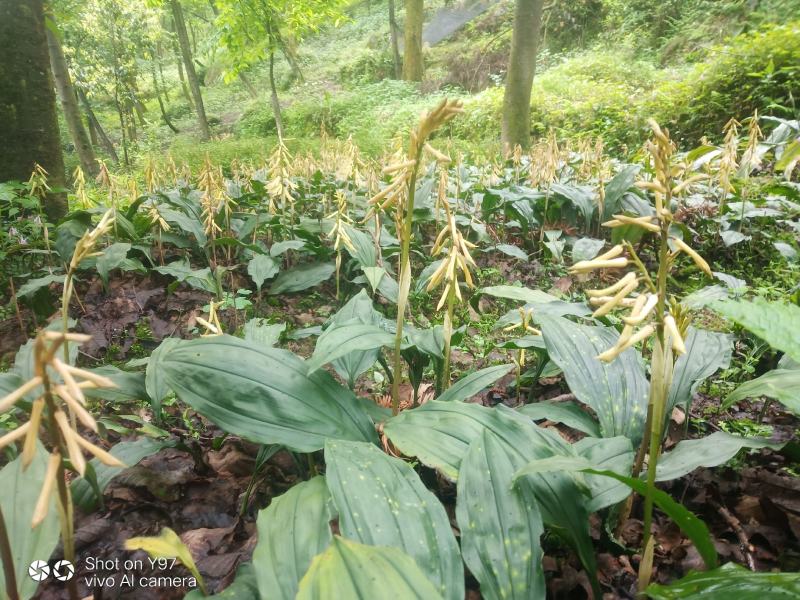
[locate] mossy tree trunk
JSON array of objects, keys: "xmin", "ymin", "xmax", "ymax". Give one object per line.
[
  {"xmin": 46, "ymin": 19, "xmax": 97, "ymax": 177},
  {"xmin": 169, "ymin": 0, "xmax": 210, "ymax": 140},
  {"xmin": 501, "ymin": 0, "xmax": 544, "ymax": 151},
  {"xmin": 402, "ymin": 0, "xmax": 424, "ymax": 81},
  {"xmin": 0, "ymin": 0, "xmax": 67, "ymax": 220}
]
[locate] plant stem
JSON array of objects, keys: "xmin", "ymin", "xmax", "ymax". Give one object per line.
[
  {"xmin": 390, "ymin": 152, "xmax": 423, "ymax": 415},
  {"xmin": 0, "ymin": 506, "xmax": 19, "ymax": 600},
  {"xmin": 442, "ymin": 283, "xmax": 456, "ymax": 390},
  {"xmin": 637, "ymin": 217, "xmax": 672, "ymax": 592}
]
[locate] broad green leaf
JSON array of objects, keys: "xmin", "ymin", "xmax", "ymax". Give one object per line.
[
  {"xmin": 247, "ymin": 254, "xmax": 279, "ymax": 291},
  {"xmin": 551, "ymin": 183, "xmax": 595, "ymax": 229},
  {"xmin": 384, "ymin": 401, "xmax": 570, "ymax": 480},
  {"xmin": 125, "ymin": 528, "xmax": 205, "ymax": 594},
  {"xmin": 269, "ymin": 262, "xmax": 335, "ymax": 294},
  {"xmin": 724, "ymin": 368, "xmax": 800, "ymax": 414},
  {"xmin": 146, "ymin": 337, "xmax": 181, "ymax": 418},
  {"xmin": 71, "ymin": 438, "xmax": 175, "ymax": 511},
  {"xmin": 437, "ymin": 363, "xmax": 515, "ymax": 402},
  {"xmin": 361, "ymin": 265, "xmax": 385, "ymax": 291},
  {"xmin": 540, "ymin": 315, "xmax": 649, "ymax": 444},
  {"xmin": 16, "ymin": 273, "xmax": 65, "ymax": 299},
  {"xmin": 571, "ymin": 238, "xmax": 606, "ymax": 262},
  {"xmin": 384, "ymin": 402, "xmax": 597, "ymax": 586},
  {"xmin": 329, "ymin": 291, "xmax": 386, "ymax": 387},
  {"xmin": 645, "ymin": 562, "xmax": 800, "ymax": 599},
  {"xmin": 519, "ymin": 400, "xmax": 601, "ymax": 437},
  {"xmin": 343, "ymin": 224, "xmax": 377, "ymax": 267},
  {"xmin": 84, "ymin": 365, "xmax": 147, "ymax": 403},
  {"xmin": 666, "ymin": 328, "xmax": 732, "ymax": 431},
  {"xmin": 493, "ymin": 243, "xmax": 528, "ymax": 261},
  {"xmin": 477, "ymin": 285, "xmax": 560, "ymax": 304},
  {"xmin": 582, "ymin": 469, "xmax": 717, "ymax": 568},
  {"xmin": 775, "ymin": 138, "xmax": 800, "ymax": 171},
  {"xmin": 243, "ymin": 318, "xmax": 286, "ymax": 347},
  {"xmin": 296, "ymin": 537, "xmax": 443, "ymax": 600},
  {"xmin": 574, "ymin": 436, "xmax": 635, "ymax": 511},
  {"xmin": 324, "ymin": 440, "xmax": 463, "ymax": 599},
  {"xmin": 161, "ymin": 336, "xmax": 378, "ymax": 452},
  {"xmin": 159, "ymin": 206, "xmax": 206, "ymax": 245},
  {"xmin": 306, "ymin": 324, "xmax": 394, "ymax": 374},
  {"xmin": 0, "ymin": 372, "xmax": 24, "ymax": 397},
  {"xmin": 96, "ymin": 242, "xmax": 131, "ymax": 288},
  {"xmin": 602, "ymin": 165, "xmax": 640, "ymax": 218},
  {"xmin": 0, "ymin": 445, "xmax": 60, "ymax": 600},
  {"xmin": 456, "ymin": 429, "xmax": 545, "ymax": 600},
  {"xmin": 270, "ymin": 240, "xmax": 305, "ymax": 257},
  {"xmin": 252, "ymin": 477, "xmax": 333, "ymax": 600},
  {"xmin": 713, "ymin": 298, "xmax": 800, "ymax": 362},
  {"xmin": 154, "ymin": 259, "xmax": 217, "ymax": 293},
  {"xmin": 655, "ymin": 432, "xmax": 783, "ymax": 482}
]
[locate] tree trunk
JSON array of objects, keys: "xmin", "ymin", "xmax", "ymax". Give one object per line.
[
  {"xmin": 87, "ymin": 109, "xmax": 99, "ymax": 146},
  {"xmin": 388, "ymin": 0, "xmax": 402, "ymax": 79},
  {"xmin": 268, "ymin": 49, "xmax": 284, "ymax": 140},
  {"xmin": 402, "ymin": 0, "xmax": 424, "ymax": 81},
  {"xmin": 171, "ymin": 24, "xmax": 194, "ymax": 109},
  {"xmin": 45, "ymin": 22, "xmax": 97, "ymax": 177},
  {"xmin": 169, "ymin": 0, "xmax": 210, "ymax": 140},
  {"xmin": 501, "ymin": 0, "xmax": 544, "ymax": 151},
  {"xmin": 151, "ymin": 64, "xmax": 179, "ymax": 133},
  {"xmin": 0, "ymin": 0, "xmax": 67, "ymax": 220},
  {"xmin": 239, "ymin": 72, "xmax": 259, "ymax": 100},
  {"xmin": 77, "ymin": 88, "xmax": 119, "ymax": 164}
]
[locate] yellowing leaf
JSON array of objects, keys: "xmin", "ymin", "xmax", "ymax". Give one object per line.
[{"xmin": 125, "ymin": 527, "xmax": 206, "ymax": 595}]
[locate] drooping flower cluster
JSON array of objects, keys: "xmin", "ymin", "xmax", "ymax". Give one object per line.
[
  {"xmin": 266, "ymin": 139, "xmax": 297, "ymax": 214},
  {"xmin": 0, "ymin": 331, "xmax": 123, "ymax": 527},
  {"xmin": 569, "ymin": 120, "xmax": 712, "ymax": 363},
  {"xmin": 426, "ymin": 203, "xmax": 477, "ymax": 310}
]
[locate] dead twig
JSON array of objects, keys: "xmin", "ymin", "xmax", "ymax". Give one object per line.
[{"xmin": 711, "ymin": 499, "xmax": 756, "ymax": 571}]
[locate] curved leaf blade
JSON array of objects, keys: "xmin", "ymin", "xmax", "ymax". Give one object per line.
[
  {"xmin": 582, "ymin": 469, "xmax": 717, "ymax": 568},
  {"xmin": 437, "ymin": 363, "xmax": 515, "ymax": 402},
  {"xmin": 0, "ymin": 445, "xmax": 60, "ymax": 600},
  {"xmin": 713, "ymin": 298, "xmax": 800, "ymax": 362},
  {"xmin": 645, "ymin": 562, "xmax": 800, "ymax": 599},
  {"xmin": 161, "ymin": 336, "xmax": 378, "ymax": 452},
  {"xmin": 655, "ymin": 432, "xmax": 783, "ymax": 482},
  {"xmin": 307, "ymin": 324, "xmax": 394, "ymax": 374},
  {"xmin": 540, "ymin": 315, "xmax": 649, "ymax": 444},
  {"xmin": 457, "ymin": 429, "xmax": 545, "ymax": 600},
  {"xmin": 724, "ymin": 368, "xmax": 800, "ymax": 415},
  {"xmin": 324, "ymin": 440, "xmax": 463, "ymax": 599},
  {"xmin": 296, "ymin": 537, "xmax": 443, "ymax": 600},
  {"xmin": 252, "ymin": 476, "xmax": 333, "ymax": 600}
]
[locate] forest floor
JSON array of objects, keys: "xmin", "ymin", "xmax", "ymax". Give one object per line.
[{"xmin": 15, "ymin": 249, "xmax": 798, "ymax": 599}]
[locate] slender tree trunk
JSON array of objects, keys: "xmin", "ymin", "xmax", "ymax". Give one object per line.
[
  {"xmin": 152, "ymin": 64, "xmax": 179, "ymax": 133},
  {"xmin": 77, "ymin": 88, "xmax": 119, "ymax": 164},
  {"xmin": 45, "ymin": 22, "xmax": 97, "ymax": 176},
  {"xmin": 277, "ymin": 33, "xmax": 304, "ymax": 84},
  {"xmin": 239, "ymin": 72, "xmax": 259, "ymax": 100},
  {"xmin": 170, "ymin": 22, "xmax": 194, "ymax": 108},
  {"xmin": 0, "ymin": 0, "xmax": 67, "ymax": 220},
  {"xmin": 388, "ymin": 0, "xmax": 402, "ymax": 79},
  {"xmin": 402, "ymin": 0, "xmax": 424, "ymax": 81},
  {"xmin": 87, "ymin": 109, "xmax": 99, "ymax": 146},
  {"xmin": 268, "ymin": 49, "xmax": 284, "ymax": 140},
  {"xmin": 169, "ymin": 0, "xmax": 210, "ymax": 140},
  {"xmin": 501, "ymin": 0, "xmax": 544, "ymax": 151}
]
